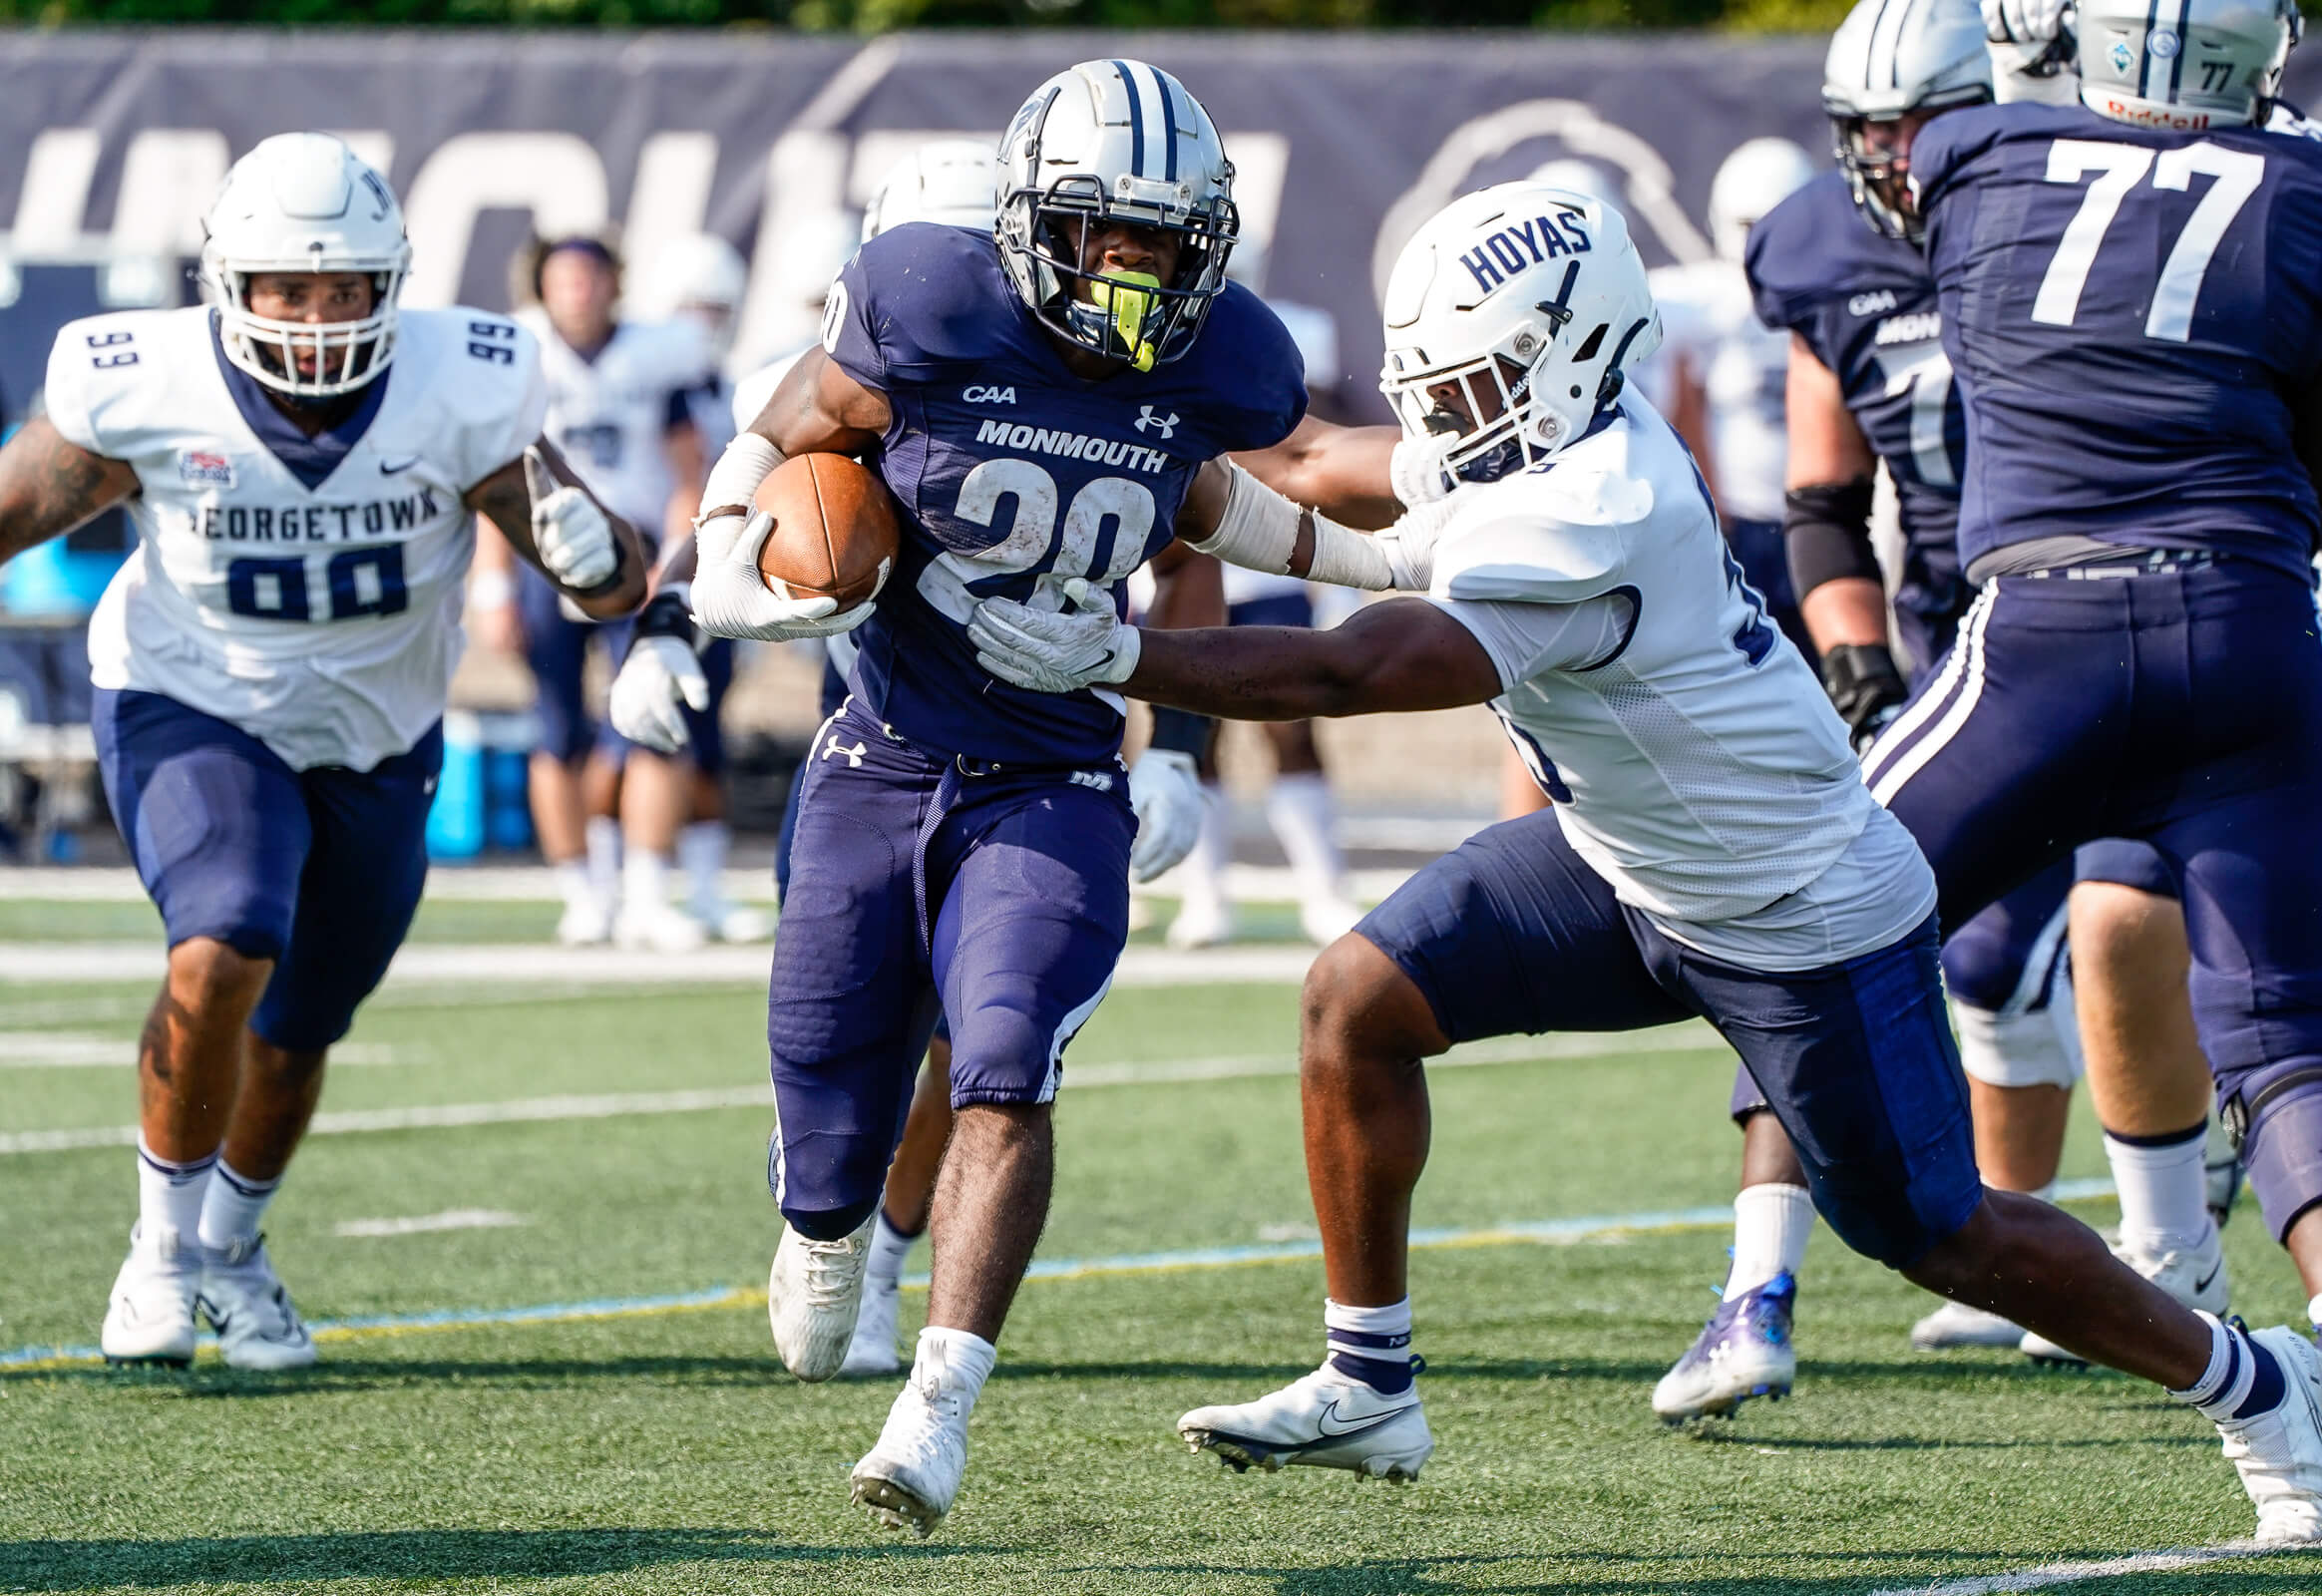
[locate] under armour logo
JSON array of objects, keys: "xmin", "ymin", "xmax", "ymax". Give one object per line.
[
  {"xmin": 822, "ymin": 737, "xmax": 867, "ymax": 768},
  {"xmin": 1134, "ymin": 406, "xmax": 1179, "ymax": 439}
]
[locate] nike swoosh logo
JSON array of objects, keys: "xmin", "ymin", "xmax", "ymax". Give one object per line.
[
  {"xmin": 1316, "ymin": 1397, "xmax": 1418, "ymax": 1437},
  {"xmin": 380, "ymin": 457, "xmax": 421, "ymax": 475},
  {"xmin": 2196, "ymin": 1264, "xmax": 2222, "ymax": 1296}
]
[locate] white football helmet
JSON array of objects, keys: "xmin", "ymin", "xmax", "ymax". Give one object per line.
[
  {"xmin": 1378, "ymin": 182, "xmax": 1663, "ymax": 483},
  {"xmin": 996, "ymin": 59, "xmax": 1237, "ymax": 371},
  {"xmin": 1823, "ymin": 0, "xmax": 1994, "ymax": 239},
  {"xmin": 200, "ymin": 133, "xmax": 411, "ymax": 401},
  {"xmin": 2078, "ymin": 0, "xmax": 2299, "ymax": 128},
  {"xmin": 1526, "ymin": 159, "xmax": 1626, "ymax": 212},
  {"xmin": 863, "ymin": 139, "xmax": 1000, "ymax": 240},
  {"xmin": 1708, "ymin": 139, "xmax": 1818, "ymax": 261},
  {"xmin": 642, "ymin": 232, "xmax": 747, "ymax": 354}
]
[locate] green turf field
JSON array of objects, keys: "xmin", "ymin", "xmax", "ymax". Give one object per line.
[{"xmin": 4, "ymin": 969, "xmax": 2321, "ymax": 1593}]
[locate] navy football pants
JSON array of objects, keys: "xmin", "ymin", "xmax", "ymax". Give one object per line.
[
  {"xmin": 1864, "ymin": 564, "xmax": 2322, "ymax": 1239},
  {"xmin": 1360, "ymin": 809, "xmax": 1984, "ymax": 1270},
  {"xmin": 766, "ymin": 703, "xmax": 1134, "ymax": 1239},
  {"xmin": 93, "ymin": 687, "xmax": 439, "ymax": 1052}
]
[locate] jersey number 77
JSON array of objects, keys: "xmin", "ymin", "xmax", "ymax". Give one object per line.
[{"xmin": 2028, "ymin": 139, "xmax": 2265, "ymax": 342}]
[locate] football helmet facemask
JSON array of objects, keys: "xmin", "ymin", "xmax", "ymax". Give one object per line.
[
  {"xmin": 1823, "ymin": 0, "xmax": 1994, "ymax": 240},
  {"xmin": 1378, "ymin": 182, "xmax": 1662, "ymax": 486},
  {"xmin": 996, "ymin": 59, "xmax": 1238, "ymax": 372},
  {"xmin": 200, "ymin": 132, "xmax": 411, "ymax": 402}
]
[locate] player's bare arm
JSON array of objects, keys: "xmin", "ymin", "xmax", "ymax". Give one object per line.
[
  {"xmin": 1126, "ymin": 600, "xmax": 1500, "ymax": 719},
  {"xmin": 1231, "ymin": 416, "xmax": 1404, "ymax": 530},
  {"xmin": 466, "ymin": 436, "xmax": 648, "ymax": 618},
  {"xmin": 1141, "ymin": 538, "xmax": 1225, "ymax": 630},
  {"xmin": 1783, "ymin": 335, "xmax": 1885, "ymax": 650},
  {"xmin": 0, "ymin": 415, "xmax": 140, "ymax": 565}
]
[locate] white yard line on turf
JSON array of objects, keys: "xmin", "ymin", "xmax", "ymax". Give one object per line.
[
  {"xmin": 335, "ymin": 1209, "xmax": 527, "ymax": 1238},
  {"xmin": 1864, "ymin": 1541, "xmax": 2286, "ymax": 1595},
  {"xmin": 0, "ymin": 941, "xmax": 1327, "ymax": 988},
  {"xmin": 0, "ymin": 1025, "xmax": 1732, "ymax": 1155},
  {"xmin": 0, "ymin": 1031, "xmax": 397, "ymax": 1068}
]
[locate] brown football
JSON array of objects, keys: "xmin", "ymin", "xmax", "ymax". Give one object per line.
[{"xmin": 751, "ymin": 453, "xmax": 901, "ymax": 609}]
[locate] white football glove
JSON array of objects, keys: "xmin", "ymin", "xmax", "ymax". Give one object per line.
[
  {"xmin": 1388, "ymin": 432, "xmax": 1459, "ymax": 508},
  {"xmin": 1372, "ymin": 497, "xmax": 1462, "ymax": 594},
  {"xmin": 1982, "ymin": 0, "xmax": 2068, "ymax": 43},
  {"xmin": 688, "ymin": 506, "xmax": 882, "ymax": 643},
  {"xmin": 1126, "ymin": 748, "xmax": 1204, "ymax": 884},
  {"xmin": 967, "ymin": 580, "xmax": 1140, "ymax": 695},
  {"xmin": 609, "ymin": 633, "xmax": 709, "ymax": 754},
  {"xmin": 524, "ymin": 447, "xmax": 620, "ymax": 591}
]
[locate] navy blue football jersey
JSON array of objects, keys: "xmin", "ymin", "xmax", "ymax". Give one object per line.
[
  {"xmin": 1746, "ymin": 172, "xmax": 1969, "ymax": 635},
  {"xmin": 824, "ymin": 222, "xmax": 1307, "ymax": 763},
  {"xmin": 1916, "ymin": 103, "xmax": 2322, "ymax": 581}
]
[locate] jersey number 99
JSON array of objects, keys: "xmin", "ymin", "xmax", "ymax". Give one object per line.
[{"xmin": 224, "ymin": 548, "xmax": 409, "ymax": 622}]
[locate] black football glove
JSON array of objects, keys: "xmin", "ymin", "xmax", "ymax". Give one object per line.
[{"xmin": 1820, "ymin": 641, "xmax": 1909, "ymax": 751}]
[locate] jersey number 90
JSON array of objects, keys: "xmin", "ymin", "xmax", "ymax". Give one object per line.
[{"xmin": 224, "ymin": 548, "xmax": 408, "ymax": 622}]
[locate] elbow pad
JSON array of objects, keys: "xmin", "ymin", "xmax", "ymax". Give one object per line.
[{"xmin": 1783, "ymin": 478, "xmax": 1879, "ymax": 599}]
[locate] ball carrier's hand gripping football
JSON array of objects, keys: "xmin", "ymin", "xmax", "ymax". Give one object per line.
[{"xmin": 687, "ymin": 435, "xmax": 891, "ymax": 642}]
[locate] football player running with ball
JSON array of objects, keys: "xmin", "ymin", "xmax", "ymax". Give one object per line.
[
  {"xmin": 0, "ymin": 134, "xmax": 648, "ymax": 1370},
  {"xmin": 646, "ymin": 62, "xmax": 1415, "ymax": 1533},
  {"xmin": 968, "ymin": 180, "xmax": 2322, "ymax": 1543}
]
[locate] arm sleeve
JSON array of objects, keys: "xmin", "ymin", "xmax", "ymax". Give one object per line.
[
  {"xmin": 1425, "ymin": 591, "xmax": 1640, "ymax": 691},
  {"xmin": 821, "ymin": 256, "xmax": 889, "ymax": 393}
]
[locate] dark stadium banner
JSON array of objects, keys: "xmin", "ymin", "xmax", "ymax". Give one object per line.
[{"xmin": 4, "ymin": 31, "xmax": 2318, "ymax": 419}]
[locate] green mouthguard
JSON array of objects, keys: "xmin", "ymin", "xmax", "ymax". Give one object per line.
[{"xmin": 1089, "ymin": 271, "xmax": 1162, "ymax": 372}]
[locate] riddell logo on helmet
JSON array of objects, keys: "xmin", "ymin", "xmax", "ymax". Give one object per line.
[{"xmin": 2096, "ymin": 95, "xmax": 2213, "ymax": 129}]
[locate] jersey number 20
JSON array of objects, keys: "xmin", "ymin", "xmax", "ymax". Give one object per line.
[
  {"xmin": 919, "ymin": 459, "xmax": 1157, "ymax": 621},
  {"xmin": 2031, "ymin": 139, "xmax": 2265, "ymax": 342}
]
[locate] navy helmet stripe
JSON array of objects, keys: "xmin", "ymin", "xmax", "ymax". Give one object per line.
[
  {"xmin": 2138, "ymin": 0, "xmax": 2163, "ymax": 98},
  {"xmin": 1155, "ymin": 70, "xmax": 1181, "ymax": 183},
  {"xmin": 2166, "ymin": 0, "xmax": 2192, "ymax": 100},
  {"xmin": 1111, "ymin": 59, "xmax": 1146, "ymax": 177}
]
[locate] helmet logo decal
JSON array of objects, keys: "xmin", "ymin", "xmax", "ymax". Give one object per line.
[
  {"xmin": 2148, "ymin": 27, "xmax": 2181, "ymax": 57},
  {"xmin": 1456, "ymin": 211, "xmax": 1592, "ymax": 296},
  {"xmin": 2111, "ymin": 39, "xmax": 2138, "ymax": 72}
]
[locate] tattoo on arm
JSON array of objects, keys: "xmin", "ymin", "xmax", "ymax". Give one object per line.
[
  {"xmin": 0, "ymin": 418, "xmax": 138, "ymax": 563},
  {"xmin": 467, "ymin": 458, "xmax": 544, "ymax": 567}
]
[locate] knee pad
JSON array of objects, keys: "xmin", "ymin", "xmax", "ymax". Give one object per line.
[
  {"xmin": 1955, "ymin": 992, "xmax": 2085, "ymax": 1089},
  {"xmin": 2223, "ymin": 1066, "xmax": 2322, "ymax": 1241}
]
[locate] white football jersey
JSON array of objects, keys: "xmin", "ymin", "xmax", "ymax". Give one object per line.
[
  {"xmin": 1638, "ymin": 259, "xmax": 1790, "ymax": 526},
  {"xmin": 520, "ymin": 311, "xmax": 713, "ymax": 532},
  {"xmin": 46, "ymin": 304, "xmax": 545, "ymax": 772},
  {"xmin": 1426, "ymin": 393, "xmax": 1934, "ymax": 970}
]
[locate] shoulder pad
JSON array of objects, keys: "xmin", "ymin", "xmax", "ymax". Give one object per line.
[
  {"xmin": 42, "ymin": 306, "xmax": 195, "ymax": 458},
  {"xmin": 1428, "ymin": 430, "xmax": 1650, "ymax": 605},
  {"xmin": 1744, "ymin": 174, "xmax": 1872, "ymax": 334},
  {"xmin": 400, "ymin": 307, "xmax": 548, "ymax": 487},
  {"xmin": 1909, "ymin": 104, "xmax": 2023, "ymax": 215}
]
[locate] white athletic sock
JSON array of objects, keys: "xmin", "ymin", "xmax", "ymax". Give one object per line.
[
  {"xmin": 1178, "ymin": 782, "xmax": 1229, "ymax": 914},
  {"xmin": 136, "ymin": 1135, "xmax": 215, "ymax": 1245},
  {"xmin": 2172, "ymin": 1312, "xmax": 2287, "ymax": 1420},
  {"xmin": 622, "ymin": 848, "xmax": 672, "ymax": 916},
  {"xmin": 1267, "ymin": 772, "xmax": 1348, "ymax": 905},
  {"xmin": 584, "ymin": 815, "xmax": 621, "ymax": 909},
  {"xmin": 1726, "ymin": 1183, "xmax": 1815, "ymax": 1300},
  {"xmin": 197, "ymin": 1159, "xmax": 281, "ymax": 1252},
  {"xmin": 915, "ymin": 1325, "xmax": 997, "ymax": 1404},
  {"xmin": 867, "ymin": 1210, "xmax": 919, "ymax": 1289},
  {"xmin": 678, "ymin": 820, "xmax": 729, "ymax": 918},
  {"xmin": 553, "ymin": 860, "xmax": 595, "ymax": 912},
  {"xmin": 2106, "ymin": 1122, "xmax": 2213, "ymax": 1256}
]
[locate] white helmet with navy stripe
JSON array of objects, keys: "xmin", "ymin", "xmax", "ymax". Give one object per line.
[
  {"xmin": 863, "ymin": 138, "xmax": 1000, "ymax": 240},
  {"xmin": 2078, "ymin": 0, "xmax": 2300, "ymax": 128},
  {"xmin": 996, "ymin": 59, "xmax": 1238, "ymax": 372},
  {"xmin": 1823, "ymin": 0, "xmax": 1994, "ymax": 239},
  {"xmin": 1377, "ymin": 182, "xmax": 1662, "ymax": 483},
  {"xmin": 199, "ymin": 131, "xmax": 411, "ymax": 401}
]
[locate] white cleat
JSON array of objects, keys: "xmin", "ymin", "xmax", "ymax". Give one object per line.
[
  {"xmin": 1910, "ymin": 1300, "xmax": 2025, "ymax": 1351},
  {"xmin": 767, "ymin": 1215, "xmax": 875, "ymax": 1382},
  {"xmin": 556, "ymin": 898, "xmax": 614, "ymax": 947},
  {"xmin": 2216, "ymin": 1327, "xmax": 2322, "ymax": 1545},
  {"xmin": 840, "ymin": 1272, "xmax": 903, "ymax": 1378},
  {"xmin": 614, "ymin": 901, "xmax": 707, "ymax": 954},
  {"xmin": 1654, "ymin": 1274, "xmax": 1795, "ymax": 1423},
  {"xmin": 701, "ymin": 902, "xmax": 773, "ymax": 945},
  {"xmin": 101, "ymin": 1224, "xmax": 200, "ymax": 1367},
  {"xmin": 1165, "ymin": 898, "xmax": 1234, "ymax": 951},
  {"xmin": 2021, "ymin": 1228, "xmax": 2230, "ymax": 1367},
  {"xmin": 1177, "ymin": 1365, "xmax": 1434, "ymax": 1481},
  {"xmin": 200, "ymin": 1235, "xmax": 318, "ymax": 1371},
  {"xmin": 851, "ymin": 1343, "xmax": 976, "ymax": 1536}
]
